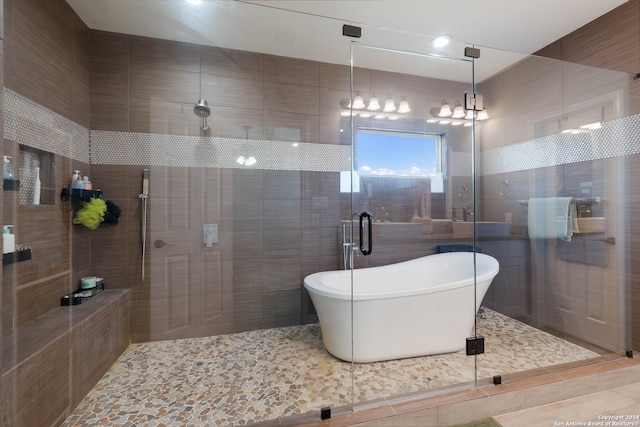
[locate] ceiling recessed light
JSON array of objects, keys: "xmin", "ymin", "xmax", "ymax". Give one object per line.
[
  {"xmin": 433, "ymin": 35, "xmax": 451, "ymax": 48},
  {"xmin": 186, "ymin": 0, "xmax": 202, "ymax": 5}
]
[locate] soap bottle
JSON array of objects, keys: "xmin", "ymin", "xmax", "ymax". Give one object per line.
[
  {"xmin": 32, "ymin": 167, "xmax": 41, "ymax": 205},
  {"xmin": 83, "ymin": 175, "xmax": 92, "ymax": 191},
  {"xmin": 3, "ymin": 225, "xmax": 14, "ymax": 255},
  {"xmin": 71, "ymin": 170, "xmax": 84, "ymax": 189},
  {"xmin": 3, "ymin": 156, "xmax": 14, "ymax": 180}
]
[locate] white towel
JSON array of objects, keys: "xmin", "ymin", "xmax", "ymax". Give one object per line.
[{"xmin": 527, "ymin": 197, "xmax": 579, "ymax": 241}]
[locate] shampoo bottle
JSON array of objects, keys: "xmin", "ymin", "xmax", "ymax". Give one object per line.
[
  {"xmin": 71, "ymin": 170, "xmax": 84, "ymax": 189},
  {"xmin": 3, "ymin": 225, "xmax": 14, "ymax": 255},
  {"xmin": 32, "ymin": 167, "xmax": 41, "ymax": 205},
  {"xmin": 3, "ymin": 156, "xmax": 14, "ymax": 180}
]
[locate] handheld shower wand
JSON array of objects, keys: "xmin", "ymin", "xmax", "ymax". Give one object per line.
[{"xmin": 139, "ymin": 169, "xmax": 149, "ymax": 281}]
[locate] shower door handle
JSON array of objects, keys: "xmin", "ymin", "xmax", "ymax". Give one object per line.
[{"xmin": 359, "ymin": 211, "xmax": 372, "ymax": 256}]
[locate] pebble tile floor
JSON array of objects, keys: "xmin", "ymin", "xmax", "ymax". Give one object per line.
[{"xmin": 62, "ymin": 308, "xmax": 598, "ymax": 426}]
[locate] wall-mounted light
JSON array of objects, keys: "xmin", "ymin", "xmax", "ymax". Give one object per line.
[
  {"xmin": 341, "ymin": 96, "xmax": 411, "ymax": 120},
  {"xmin": 429, "ymin": 98, "xmax": 490, "ymax": 126},
  {"xmin": 438, "ymin": 99, "xmax": 452, "ymax": 117},
  {"xmin": 451, "ymin": 101, "xmax": 465, "ymax": 118},
  {"xmin": 476, "ymin": 110, "xmax": 490, "ymax": 121},
  {"xmin": 397, "ymin": 98, "xmax": 411, "ymax": 113},
  {"xmin": 367, "ymin": 95, "xmax": 380, "ymax": 111},
  {"xmin": 383, "ymin": 98, "xmax": 397, "ymax": 112}
]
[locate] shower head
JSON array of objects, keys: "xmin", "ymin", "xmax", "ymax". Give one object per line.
[{"xmin": 193, "ymin": 99, "xmax": 211, "ymax": 118}]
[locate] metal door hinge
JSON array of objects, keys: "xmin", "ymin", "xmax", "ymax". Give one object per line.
[
  {"xmin": 320, "ymin": 407, "xmax": 331, "ymax": 420},
  {"xmin": 465, "ymin": 92, "xmax": 484, "ymax": 111},
  {"xmin": 342, "ymin": 24, "xmax": 361, "ymax": 38},
  {"xmin": 466, "ymin": 336, "xmax": 485, "ymax": 355},
  {"xmin": 465, "ymin": 47, "xmax": 481, "ymax": 59}
]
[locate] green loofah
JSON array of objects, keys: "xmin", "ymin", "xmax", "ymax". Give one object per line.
[{"xmin": 72, "ymin": 198, "xmax": 107, "ymax": 229}]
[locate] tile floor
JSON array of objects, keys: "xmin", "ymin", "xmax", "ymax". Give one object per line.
[
  {"xmin": 495, "ymin": 382, "xmax": 640, "ymax": 427},
  {"xmin": 61, "ymin": 308, "xmax": 601, "ymax": 426}
]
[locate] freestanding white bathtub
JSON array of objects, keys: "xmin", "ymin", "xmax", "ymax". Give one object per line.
[{"xmin": 304, "ymin": 252, "xmax": 500, "ymax": 363}]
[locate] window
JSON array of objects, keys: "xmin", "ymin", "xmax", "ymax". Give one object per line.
[{"xmin": 356, "ymin": 129, "xmax": 443, "ymax": 192}]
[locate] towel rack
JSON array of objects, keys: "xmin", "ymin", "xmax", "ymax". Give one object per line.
[{"xmin": 517, "ymin": 197, "xmax": 600, "ymax": 206}]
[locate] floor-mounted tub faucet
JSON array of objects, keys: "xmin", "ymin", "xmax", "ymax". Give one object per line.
[{"xmin": 462, "ymin": 206, "xmax": 473, "ymax": 222}]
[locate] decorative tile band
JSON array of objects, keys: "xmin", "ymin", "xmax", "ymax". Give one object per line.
[
  {"xmin": 7, "ymin": 87, "xmax": 640, "ymax": 175},
  {"xmin": 90, "ymin": 131, "xmax": 353, "ymax": 172},
  {"xmin": 480, "ymin": 113, "xmax": 640, "ymax": 175},
  {"xmin": 4, "ymin": 88, "xmax": 90, "ymax": 163}
]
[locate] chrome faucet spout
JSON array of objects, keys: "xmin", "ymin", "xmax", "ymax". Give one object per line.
[{"xmin": 462, "ymin": 206, "xmax": 474, "ymax": 222}]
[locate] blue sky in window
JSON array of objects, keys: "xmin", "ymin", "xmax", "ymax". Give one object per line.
[{"xmin": 357, "ymin": 132, "xmax": 438, "ymax": 177}]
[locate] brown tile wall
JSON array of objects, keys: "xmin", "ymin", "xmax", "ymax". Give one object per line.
[
  {"xmin": 1, "ymin": 0, "xmax": 131, "ymax": 425},
  {"xmin": 479, "ymin": 5, "xmax": 640, "ymax": 346},
  {"xmin": 85, "ymin": 30, "xmax": 469, "ymax": 341},
  {"xmin": 4, "ymin": 0, "xmax": 640, "ymax": 423}
]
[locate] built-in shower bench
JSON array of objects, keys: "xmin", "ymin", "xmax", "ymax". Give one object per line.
[{"xmin": 1, "ymin": 289, "xmax": 130, "ymax": 426}]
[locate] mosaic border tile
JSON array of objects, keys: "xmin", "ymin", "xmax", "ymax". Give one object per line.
[
  {"xmin": 4, "ymin": 88, "xmax": 90, "ymax": 163},
  {"xmin": 7, "ymin": 88, "xmax": 640, "ymax": 176},
  {"xmin": 90, "ymin": 130, "xmax": 353, "ymax": 171},
  {"xmin": 481, "ymin": 113, "xmax": 640, "ymax": 175}
]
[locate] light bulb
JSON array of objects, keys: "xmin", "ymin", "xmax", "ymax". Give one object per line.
[
  {"xmin": 476, "ymin": 110, "xmax": 490, "ymax": 121},
  {"xmin": 367, "ymin": 96, "xmax": 380, "ymax": 111},
  {"xmin": 438, "ymin": 99, "xmax": 452, "ymax": 117},
  {"xmin": 352, "ymin": 95, "xmax": 365, "ymax": 109},
  {"xmin": 397, "ymin": 99, "xmax": 411, "ymax": 113},
  {"xmin": 451, "ymin": 101, "xmax": 465, "ymax": 118},
  {"xmin": 383, "ymin": 98, "xmax": 396, "ymax": 112}
]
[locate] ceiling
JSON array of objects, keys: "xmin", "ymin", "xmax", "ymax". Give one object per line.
[{"xmin": 65, "ymin": 0, "xmax": 628, "ymax": 82}]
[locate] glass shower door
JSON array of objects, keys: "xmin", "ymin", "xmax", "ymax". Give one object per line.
[{"xmin": 348, "ymin": 27, "xmax": 479, "ymax": 407}]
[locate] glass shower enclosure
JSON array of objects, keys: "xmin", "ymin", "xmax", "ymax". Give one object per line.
[
  {"xmin": 346, "ymin": 27, "xmax": 481, "ymax": 405},
  {"xmin": 133, "ymin": 2, "xmax": 631, "ymax": 425}
]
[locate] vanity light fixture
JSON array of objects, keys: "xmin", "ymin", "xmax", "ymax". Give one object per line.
[
  {"xmin": 367, "ymin": 95, "xmax": 381, "ymax": 111},
  {"xmin": 341, "ymin": 96, "xmax": 411, "ymax": 120},
  {"xmin": 476, "ymin": 109, "xmax": 490, "ymax": 121},
  {"xmin": 451, "ymin": 101, "xmax": 465, "ymax": 118},
  {"xmin": 351, "ymin": 94, "xmax": 365, "ymax": 109},
  {"xmin": 383, "ymin": 98, "xmax": 397, "ymax": 112},
  {"xmin": 397, "ymin": 98, "xmax": 411, "ymax": 113},
  {"xmin": 428, "ymin": 99, "xmax": 490, "ymax": 126},
  {"xmin": 438, "ymin": 99, "xmax": 452, "ymax": 117}
]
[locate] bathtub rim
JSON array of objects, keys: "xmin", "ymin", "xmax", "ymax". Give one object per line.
[{"xmin": 304, "ymin": 252, "xmax": 499, "ymax": 301}]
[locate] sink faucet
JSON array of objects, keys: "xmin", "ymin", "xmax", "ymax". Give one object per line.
[{"xmin": 462, "ymin": 206, "xmax": 474, "ymax": 222}]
